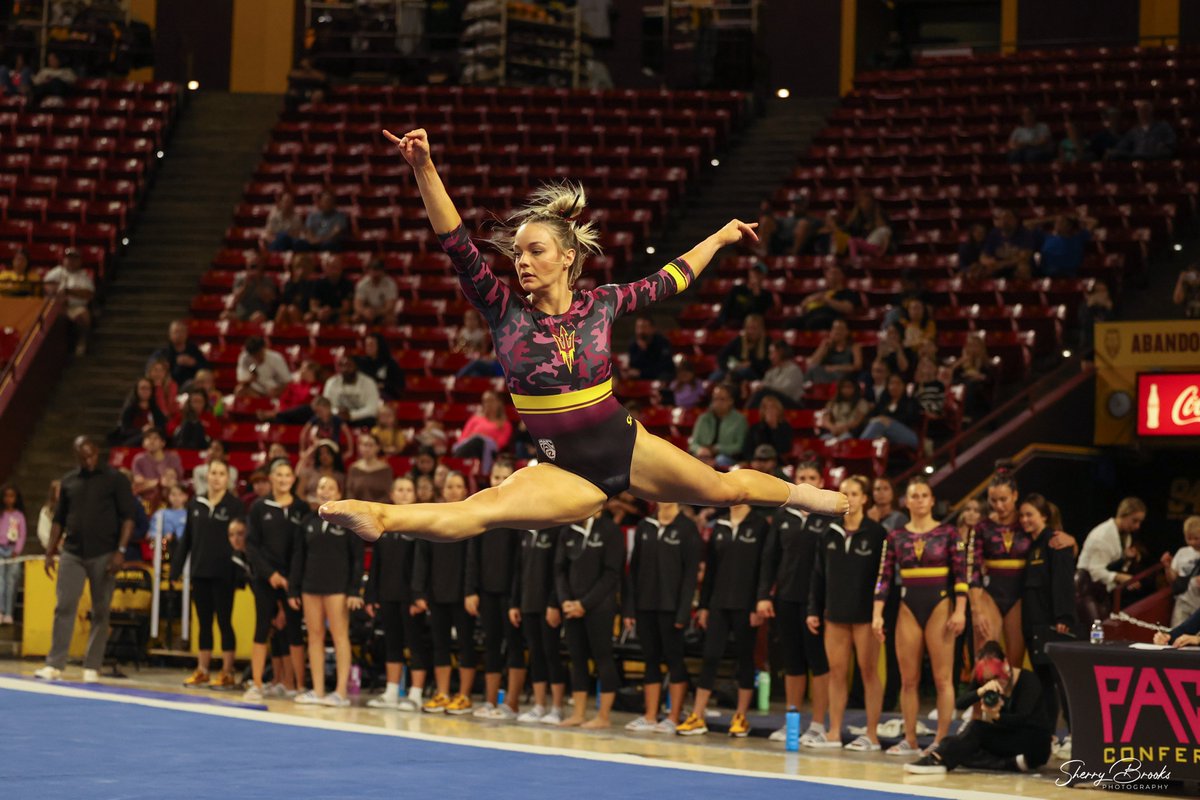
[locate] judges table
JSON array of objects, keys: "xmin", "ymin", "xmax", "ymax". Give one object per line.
[{"xmin": 1048, "ymin": 641, "xmax": 1200, "ymax": 793}]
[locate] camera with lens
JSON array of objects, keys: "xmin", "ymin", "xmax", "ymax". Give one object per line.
[{"xmin": 981, "ymin": 690, "xmax": 1002, "ymax": 708}]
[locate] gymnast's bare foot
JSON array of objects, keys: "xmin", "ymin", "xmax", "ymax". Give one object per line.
[
  {"xmin": 788, "ymin": 484, "xmax": 850, "ymax": 516},
  {"xmin": 319, "ymin": 500, "xmax": 386, "ymax": 543},
  {"xmin": 581, "ymin": 717, "xmax": 611, "ymax": 729},
  {"xmin": 558, "ymin": 714, "xmax": 586, "ymax": 727}
]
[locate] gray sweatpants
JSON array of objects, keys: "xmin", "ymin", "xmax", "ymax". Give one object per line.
[{"xmin": 46, "ymin": 550, "xmax": 116, "ymax": 671}]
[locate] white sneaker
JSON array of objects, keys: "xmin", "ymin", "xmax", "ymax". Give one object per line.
[
  {"xmin": 540, "ymin": 707, "xmax": 563, "ymax": 725},
  {"xmin": 886, "ymin": 739, "xmax": 920, "ymax": 757},
  {"xmin": 1015, "ymin": 753, "xmax": 1030, "ymax": 772},
  {"xmin": 472, "ymin": 701, "xmax": 496, "ymax": 718},
  {"xmin": 368, "ymin": 694, "xmax": 399, "ymax": 709},
  {"xmin": 34, "ymin": 666, "xmax": 61, "ymax": 681},
  {"xmin": 242, "ymin": 686, "xmax": 264, "ymax": 703},
  {"xmin": 768, "ymin": 726, "xmax": 787, "ymax": 742},
  {"xmin": 517, "ymin": 705, "xmax": 546, "ymax": 724},
  {"xmin": 652, "ymin": 719, "xmax": 678, "ymax": 734},
  {"xmin": 625, "ymin": 716, "xmax": 658, "ymax": 732},
  {"xmin": 803, "ymin": 730, "xmax": 843, "ymax": 749},
  {"xmin": 294, "ymin": 690, "xmax": 323, "ymax": 705},
  {"xmin": 82, "ymin": 669, "xmax": 100, "ymax": 684},
  {"xmin": 322, "ymin": 692, "xmax": 350, "ymax": 708},
  {"xmin": 396, "ymin": 696, "xmax": 419, "ymax": 712},
  {"xmin": 265, "ymin": 683, "xmax": 289, "ymax": 698},
  {"xmin": 484, "ymin": 704, "xmax": 518, "ymax": 720}
]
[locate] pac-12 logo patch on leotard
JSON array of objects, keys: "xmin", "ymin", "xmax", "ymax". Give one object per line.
[
  {"xmin": 538, "ymin": 438, "xmax": 557, "ymax": 460},
  {"xmin": 551, "ymin": 325, "xmax": 577, "ymax": 372}
]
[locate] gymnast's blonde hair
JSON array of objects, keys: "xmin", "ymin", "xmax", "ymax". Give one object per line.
[{"xmin": 490, "ymin": 181, "xmax": 603, "ymax": 286}]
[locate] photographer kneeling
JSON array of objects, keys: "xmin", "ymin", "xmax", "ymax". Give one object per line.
[{"xmin": 905, "ymin": 641, "xmax": 1053, "ymax": 774}]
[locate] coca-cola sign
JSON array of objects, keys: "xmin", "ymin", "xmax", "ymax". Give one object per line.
[{"xmin": 1137, "ymin": 373, "xmax": 1200, "ymax": 436}]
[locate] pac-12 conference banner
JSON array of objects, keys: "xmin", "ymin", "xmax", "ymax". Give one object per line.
[{"xmin": 1094, "ymin": 321, "xmax": 1200, "ymax": 445}]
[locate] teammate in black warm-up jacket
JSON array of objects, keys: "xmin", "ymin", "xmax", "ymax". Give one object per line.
[
  {"xmin": 555, "ymin": 511, "xmax": 624, "ymax": 729},
  {"xmin": 510, "ymin": 527, "xmax": 567, "ymax": 724},
  {"xmin": 623, "ymin": 502, "xmax": 700, "ymax": 733}
]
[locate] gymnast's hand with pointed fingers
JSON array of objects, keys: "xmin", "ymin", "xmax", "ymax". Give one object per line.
[
  {"xmin": 713, "ymin": 219, "xmax": 758, "ymax": 248},
  {"xmin": 383, "ymin": 128, "xmax": 431, "ymax": 169}
]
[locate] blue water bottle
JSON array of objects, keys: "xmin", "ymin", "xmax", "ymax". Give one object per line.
[
  {"xmin": 498, "ymin": 689, "xmax": 506, "ymax": 706},
  {"xmin": 785, "ymin": 706, "xmax": 801, "ymax": 752}
]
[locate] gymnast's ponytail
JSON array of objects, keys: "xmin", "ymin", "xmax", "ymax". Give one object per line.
[{"xmin": 490, "ymin": 181, "xmax": 603, "ymax": 286}]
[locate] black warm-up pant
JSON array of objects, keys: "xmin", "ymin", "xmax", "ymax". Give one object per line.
[
  {"xmin": 192, "ymin": 577, "xmax": 236, "ymax": 653},
  {"xmin": 637, "ymin": 610, "xmax": 689, "ymax": 684},
  {"xmin": 937, "ymin": 720, "xmax": 1053, "ymax": 772},
  {"xmin": 699, "ymin": 608, "xmax": 756, "ymax": 691},
  {"xmin": 564, "ymin": 603, "xmax": 619, "ymax": 694},
  {"xmin": 380, "ymin": 600, "xmax": 432, "ymax": 670},
  {"xmin": 251, "ymin": 579, "xmax": 304, "ymax": 649},
  {"xmin": 430, "ymin": 601, "xmax": 477, "ymax": 669},
  {"xmin": 522, "ymin": 614, "xmax": 566, "ymax": 685},
  {"xmin": 479, "ymin": 590, "xmax": 525, "ymax": 673}
]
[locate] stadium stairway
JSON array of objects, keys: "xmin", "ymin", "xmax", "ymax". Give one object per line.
[{"xmin": 13, "ymin": 92, "xmax": 282, "ymax": 514}]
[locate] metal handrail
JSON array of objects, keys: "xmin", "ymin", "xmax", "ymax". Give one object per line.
[{"xmin": 0, "ymin": 294, "xmax": 64, "ymax": 419}]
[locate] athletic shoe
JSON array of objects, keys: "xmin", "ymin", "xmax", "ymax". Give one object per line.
[
  {"xmin": 423, "ymin": 693, "xmax": 450, "ymax": 713},
  {"xmin": 208, "ymin": 671, "xmax": 237, "ymax": 689},
  {"xmin": 876, "ymin": 718, "xmax": 905, "ymax": 739},
  {"xmin": 625, "ymin": 716, "xmax": 658, "ymax": 732},
  {"xmin": 920, "ymin": 742, "xmax": 940, "ymax": 757},
  {"xmin": 294, "ymin": 690, "xmax": 323, "ymax": 705},
  {"xmin": 728, "ymin": 712, "xmax": 750, "ymax": 738},
  {"xmin": 322, "ymin": 692, "xmax": 350, "ymax": 708},
  {"xmin": 768, "ymin": 726, "xmax": 787, "ymax": 742},
  {"xmin": 653, "ymin": 720, "xmax": 678, "ymax": 735},
  {"xmin": 264, "ymin": 683, "xmax": 290, "ymax": 699},
  {"xmin": 367, "ymin": 694, "xmax": 399, "ymax": 709},
  {"xmin": 483, "ymin": 704, "xmax": 517, "ymax": 721},
  {"xmin": 1053, "ymin": 736, "xmax": 1072, "ymax": 760},
  {"xmin": 33, "ymin": 666, "xmax": 61, "ymax": 681},
  {"xmin": 843, "ymin": 735, "xmax": 882, "ymax": 752},
  {"xmin": 886, "ymin": 739, "xmax": 920, "ymax": 757},
  {"xmin": 472, "ymin": 701, "xmax": 496, "ymax": 718},
  {"xmin": 675, "ymin": 712, "xmax": 709, "ymax": 736},
  {"xmin": 802, "ymin": 730, "xmax": 843, "ymax": 749},
  {"xmin": 539, "ymin": 707, "xmax": 563, "ymax": 726},
  {"xmin": 81, "ymin": 669, "xmax": 100, "ymax": 684},
  {"xmin": 517, "ymin": 705, "xmax": 546, "ymax": 724},
  {"xmin": 1015, "ymin": 753, "xmax": 1030, "ymax": 773},
  {"xmin": 242, "ymin": 686, "xmax": 264, "ymax": 703},
  {"xmin": 445, "ymin": 694, "xmax": 473, "ymax": 715},
  {"xmin": 903, "ymin": 755, "xmax": 947, "ymax": 775},
  {"xmin": 183, "ymin": 668, "xmax": 210, "ymax": 686},
  {"xmin": 798, "ymin": 724, "xmax": 827, "ymax": 747},
  {"xmin": 396, "ymin": 697, "xmax": 419, "ymax": 712}
]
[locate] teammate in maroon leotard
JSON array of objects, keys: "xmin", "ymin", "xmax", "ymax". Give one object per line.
[{"xmin": 319, "ymin": 128, "xmax": 848, "ymax": 543}]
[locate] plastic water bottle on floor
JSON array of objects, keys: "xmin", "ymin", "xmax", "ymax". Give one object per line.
[
  {"xmin": 498, "ymin": 689, "xmax": 506, "ymax": 706},
  {"xmin": 785, "ymin": 707, "xmax": 801, "ymax": 752},
  {"xmin": 349, "ymin": 665, "xmax": 361, "ymax": 695},
  {"xmin": 1090, "ymin": 619, "xmax": 1104, "ymax": 644},
  {"xmin": 756, "ymin": 671, "xmax": 771, "ymax": 712}
]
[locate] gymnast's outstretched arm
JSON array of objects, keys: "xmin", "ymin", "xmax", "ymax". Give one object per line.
[{"xmin": 384, "ymin": 128, "xmax": 460, "ymax": 234}]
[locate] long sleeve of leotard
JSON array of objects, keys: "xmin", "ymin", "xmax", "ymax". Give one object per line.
[
  {"xmin": 592, "ymin": 258, "xmax": 695, "ymax": 318},
  {"xmin": 438, "ymin": 224, "xmax": 515, "ymax": 328},
  {"xmin": 873, "ymin": 531, "xmax": 895, "ymax": 603}
]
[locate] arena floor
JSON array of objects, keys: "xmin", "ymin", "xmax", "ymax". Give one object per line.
[{"xmin": 0, "ymin": 659, "xmax": 1130, "ymax": 800}]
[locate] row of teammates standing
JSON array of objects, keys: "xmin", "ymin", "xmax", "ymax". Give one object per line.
[{"xmin": 170, "ymin": 454, "xmax": 1076, "ymax": 770}]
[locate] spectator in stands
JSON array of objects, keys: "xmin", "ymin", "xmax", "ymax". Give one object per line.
[
  {"xmin": 791, "ymin": 265, "xmax": 858, "ymax": 331},
  {"xmin": 899, "ymin": 297, "xmax": 936, "ymax": 350},
  {"xmin": 150, "ymin": 320, "xmax": 209, "ymax": 387},
  {"xmin": 1109, "ymin": 101, "xmax": 1176, "ymax": 161},
  {"xmin": 192, "ymin": 440, "xmax": 239, "ymax": 497},
  {"xmin": 263, "ymin": 192, "xmax": 303, "ymax": 252},
  {"xmin": 131, "ymin": 428, "xmax": 183, "ymax": 506},
  {"xmin": 0, "ymin": 483, "xmax": 26, "ymax": 625},
  {"xmin": 296, "ymin": 441, "xmax": 346, "ymax": 506},
  {"xmin": 309, "ymin": 255, "xmax": 354, "ymax": 322},
  {"xmin": 146, "ymin": 355, "xmax": 180, "ymax": 418},
  {"xmin": 415, "ymin": 417, "xmax": 448, "ymax": 456},
  {"xmin": 715, "ymin": 262, "xmax": 778, "ymax": 329},
  {"xmin": 1006, "ymin": 106, "xmax": 1053, "ymax": 164},
  {"xmin": 355, "ymin": 333, "xmax": 405, "ymax": 400},
  {"xmin": 807, "ymin": 318, "xmax": 862, "ymax": 384},
  {"xmin": 753, "ymin": 200, "xmax": 778, "ymax": 257},
  {"xmin": 667, "ymin": 359, "xmax": 705, "ymax": 410},
  {"xmin": 0, "ymin": 53, "xmax": 32, "ymax": 97},
  {"xmin": 353, "ymin": 259, "xmax": 398, "ymax": 326},
  {"xmin": 951, "ymin": 334, "xmax": 994, "ymax": 423},
  {"xmin": 867, "ymin": 476, "xmax": 906, "ymax": 531},
  {"xmin": 912, "ymin": 357, "xmax": 946, "ymax": 442},
  {"xmin": 1058, "ymin": 120, "xmax": 1089, "ymax": 164},
  {"xmin": 235, "ymin": 336, "xmax": 290, "ymax": 399},
  {"xmin": 863, "ymin": 359, "xmax": 891, "ymax": 405},
  {"xmin": 452, "ymin": 390, "xmax": 513, "ymax": 475},
  {"xmin": 299, "ymin": 396, "xmax": 355, "ymax": 457},
  {"xmin": 323, "ymin": 355, "xmax": 381, "ymax": 427},
  {"xmin": 170, "ymin": 390, "xmax": 216, "ymax": 450},
  {"xmin": 226, "ymin": 254, "xmax": 278, "ymax": 323},
  {"xmin": 36, "ymin": 480, "xmax": 60, "ymax": 550},
  {"xmin": 264, "ymin": 358, "xmax": 324, "ymax": 424},
  {"xmin": 1107, "ymin": 537, "xmax": 1156, "ymax": 606},
  {"xmin": 1078, "ymin": 280, "xmax": 1114, "ymax": 356},
  {"xmin": 345, "ymin": 433, "xmax": 394, "ymax": 503},
  {"xmin": 240, "ymin": 468, "xmax": 270, "ymax": 511},
  {"xmin": 748, "ymin": 444, "xmax": 788, "ymax": 481},
  {"xmin": 408, "ymin": 447, "xmax": 439, "ymax": 485},
  {"xmin": 829, "ymin": 191, "xmax": 892, "ymax": 257},
  {"xmin": 1173, "ymin": 264, "xmax": 1200, "ymax": 319},
  {"xmin": 43, "ymin": 248, "xmax": 94, "ymax": 355},
  {"xmin": 372, "ymin": 404, "xmax": 406, "ymax": 456},
  {"xmin": 980, "ymin": 208, "xmax": 1037, "ymax": 280},
  {"xmin": 285, "ymin": 55, "xmax": 329, "ymax": 111},
  {"xmin": 1077, "ymin": 497, "xmax": 1147, "ymax": 593},
  {"xmin": 30, "ymin": 52, "xmax": 75, "ymax": 106},
  {"xmin": 1031, "ymin": 214, "xmax": 1094, "ymax": 279},
  {"xmin": 35, "ymin": 436, "xmax": 137, "ymax": 683},
  {"xmin": 454, "ymin": 308, "xmax": 501, "ymax": 378},
  {"xmin": 713, "ymin": 313, "xmax": 771, "ymax": 383},
  {"xmin": 1089, "ymin": 106, "xmax": 1124, "ymax": 160},
  {"xmin": 779, "ymin": 196, "xmax": 826, "ymax": 256},
  {"xmin": 275, "ymin": 254, "xmax": 316, "ymax": 325},
  {"xmin": 749, "ymin": 341, "xmax": 805, "ymax": 409},
  {"xmin": 743, "ymin": 395, "xmax": 793, "ymax": 462},
  {"xmin": 688, "ymin": 384, "xmax": 748, "ymax": 469},
  {"xmin": 820, "ymin": 377, "xmax": 870, "ymax": 443},
  {"xmin": 860, "ymin": 372, "xmax": 921, "ymax": 450},
  {"xmin": 0, "ymin": 247, "xmax": 32, "ymax": 295},
  {"xmin": 625, "ymin": 314, "xmax": 675, "ymax": 381},
  {"xmin": 1159, "ymin": 517, "xmax": 1200, "ymax": 629},
  {"xmin": 184, "ymin": 368, "xmax": 225, "ymax": 416},
  {"xmin": 881, "ymin": 272, "xmax": 929, "ymax": 332},
  {"xmin": 298, "ymin": 191, "xmax": 349, "ymax": 252},
  {"xmin": 957, "ymin": 224, "xmax": 990, "ymax": 280},
  {"xmin": 112, "ymin": 377, "xmax": 167, "ymax": 446}
]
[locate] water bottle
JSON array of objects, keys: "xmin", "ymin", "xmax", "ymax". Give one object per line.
[
  {"xmin": 1090, "ymin": 619, "xmax": 1105, "ymax": 644},
  {"xmin": 349, "ymin": 664, "xmax": 361, "ymax": 695},
  {"xmin": 756, "ymin": 670, "xmax": 771, "ymax": 712},
  {"xmin": 785, "ymin": 707, "xmax": 801, "ymax": 752},
  {"xmin": 498, "ymin": 689, "xmax": 506, "ymax": 706}
]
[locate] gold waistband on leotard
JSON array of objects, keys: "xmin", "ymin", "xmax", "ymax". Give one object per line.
[
  {"xmin": 984, "ymin": 559, "xmax": 1026, "ymax": 570},
  {"xmin": 901, "ymin": 567, "xmax": 950, "ymax": 578},
  {"xmin": 511, "ymin": 378, "xmax": 614, "ymax": 415}
]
